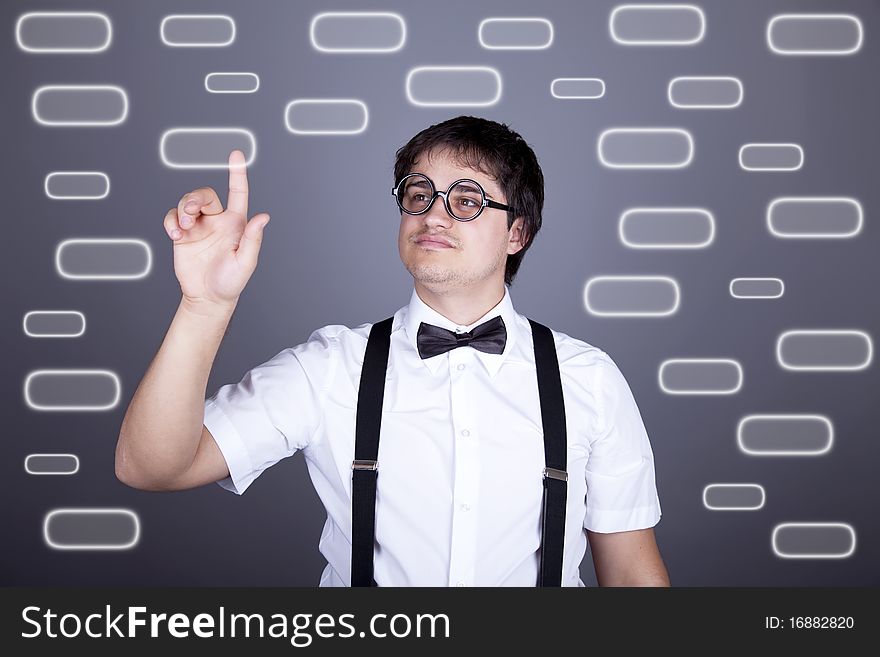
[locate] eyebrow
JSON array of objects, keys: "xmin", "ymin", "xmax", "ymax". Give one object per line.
[
  {"xmin": 406, "ymin": 174, "xmax": 498, "ymax": 199},
  {"xmin": 455, "ymin": 181, "xmax": 487, "ymax": 196}
]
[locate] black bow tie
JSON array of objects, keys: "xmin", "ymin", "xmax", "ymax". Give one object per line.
[{"xmin": 417, "ymin": 316, "xmax": 507, "ymax": 359}]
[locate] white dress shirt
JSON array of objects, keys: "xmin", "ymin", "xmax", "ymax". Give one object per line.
[{"xmin": 204, "ymin": 285, "xmax": 661, "ymax": 587}]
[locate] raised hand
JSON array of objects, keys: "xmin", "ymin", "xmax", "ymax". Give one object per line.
[{"xmin": 163, "ymin": 149, "xmax": 270, "ymax": 310}]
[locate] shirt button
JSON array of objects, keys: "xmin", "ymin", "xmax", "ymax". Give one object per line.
[
  {"xmin": 457, "ymin": 364, "xmax": 466, "ymax": 371},
  {"xmin": 459, "ymin": 503, "xmax": 470, "ymax": 512},
  {"xmin": 455, "ymin": 581, "xmax": 466, "ymax": 587},
  {"xmin": 460, "ymin": 429, "xmax": 470, "ymax": 437}
]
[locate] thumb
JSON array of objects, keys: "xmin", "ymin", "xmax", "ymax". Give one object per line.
[{"xmin": 236, "ymin": 212, "xmax": 270, "ymax": 271}]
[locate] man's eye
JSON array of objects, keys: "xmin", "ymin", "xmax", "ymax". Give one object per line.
[{"xmin": 458, "ymin": 197, "xmax": 479, "ymax": 207}]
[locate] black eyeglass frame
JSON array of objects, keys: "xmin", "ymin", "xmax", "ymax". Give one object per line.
[{"xmin": 391, "ymin": 172, "xmax": 517, "ymax": 222}]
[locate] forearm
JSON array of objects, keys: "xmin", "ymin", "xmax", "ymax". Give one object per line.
[{"xmin": 115, "ymin": 297, "xmax": 235, "ymax": 487}]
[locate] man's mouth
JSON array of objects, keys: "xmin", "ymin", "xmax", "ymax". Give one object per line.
[{"xmin": 415, "ymin": 235, "xmax": 455, "ymax": 248}]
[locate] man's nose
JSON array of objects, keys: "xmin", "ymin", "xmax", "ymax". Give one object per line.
[{"xmin": 423, "ymin": 193, "xmax": 455, "ymax": 226}]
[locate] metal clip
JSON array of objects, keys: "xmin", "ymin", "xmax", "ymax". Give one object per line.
[
  {"xmin": 352, "ymin": 459, "xmax": 378, "ymax": 471},
  {"xmin": 543, "ymin": 467, "xmax": 568, "ymax": 482}
]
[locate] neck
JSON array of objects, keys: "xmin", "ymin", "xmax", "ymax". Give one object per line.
[{"xmin": 414, "ymin": 279, "xmax": 506, "ymax": 326}]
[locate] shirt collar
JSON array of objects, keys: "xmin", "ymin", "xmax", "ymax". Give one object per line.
[{"xmin": 402, "ymin": 285, "xmax": 519, "ymax": 379}]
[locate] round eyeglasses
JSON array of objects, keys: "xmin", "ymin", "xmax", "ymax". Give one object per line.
[{"xmin": 392, "ymin": 173, "xmax": 516, "ymax": 222}]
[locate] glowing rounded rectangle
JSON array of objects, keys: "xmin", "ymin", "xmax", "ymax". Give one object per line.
[
  {"xmin": 738, "ymin": 143, "xmax": 803, "ymax": 171},
  {"xmin": 25, "ymin": 454, "xmax": 80, "ymax": 475},
  {"xmin": 772, "ymin": 523, "xmax": 856, "ymax": 559},
  {"xmin": 23, "ymin": 310, "xmax": 86, "ymax": 338},
  {"xmin": 619, "ymin": 207, "xmax": 714, "ymax": 248},
  {"xmin": 44, "ymin": 171, "xmax": 109, "ymax": 199},
  {"xmin": 668, "ymin": 76, "xmax": 743, "ymax": 109},
  {"xmin": 205, "ymin": 72, "xmax": 260, "ymax": 94},
  {"xmin": 767, "ymin": 197, "xmax": 862, "ymax": 238},
  {"xmin": 24, "ymin": 369, "xmax": 121, "ymax": 411},
  {"xmin": 406, "ymin": 66, "xmax": 502, "ymax": 107},
  {"xmin": 551, "ymin": 78, "xmax": 605, "ymax": 99},
  {"xmin": 598, "ymin": 128, "xmax": 693, "ymax": 169},
  {"xmin": 729, "ymin": 278, "xmax": 785, "ymax": 299},
  {"xmin": 160, "ymin": 128, "xmax": 256, "ymax": 168},
  {"xmin": 284, "ymin": 99, "xmax": 368, "ymax": 135},
  {"xmin": 32, "ymin": 85, "xmax": 128, "ymax": 126},
  {"xmin": 584, "ymin": 275, "xmax": 680, "ymax": 317},
  {"xmin": 737, "ymin": 414, "xmax": 833, "ymax": 456},
  {"xmin": 776, "ymin": 330, "xmax": 872, "ymax": 371},
  {"xmin": 16, "ymin": 11, "xmax": 112, "ymax": 53},
  {"xmin": 55, "ymin": 238, "xmax": 152, "ymax": 280},
  {"xmin": 44, "ymin": 508, "xmax": 140, "ymax": 550},
  {"xmin": 659, "ymin": 359, "xmax": 742, "ymax": 395},
  {"xmin": 703, "ymin": 484, "xmax": 765, "ymax": 511},
  {"xmin": 767, "ymin": 14, "xmax": 863, "ymax": 56},
  {"xmin": 310, "ymin": 12, "xmax": 405, "ymax": 53},
  {"xmin": 478, "ymin": 17, "xmax": 554, "ymax": 50},
  {"xmin": 609, "ymin": 4, "xmax": 705, "ymax": 45},
  {"xmin": 160, "ymin": 14, "xmax": 235, "ymax": 47}
]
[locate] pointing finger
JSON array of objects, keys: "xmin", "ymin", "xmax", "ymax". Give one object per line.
[{"xmin": 226, "ymin": 149, "xmax": 249, "ymax": 217}]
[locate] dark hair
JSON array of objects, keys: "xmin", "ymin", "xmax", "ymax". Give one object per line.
[{"xmin": 393, "ymin": 115, "xmax": 544, "ymax": 287}]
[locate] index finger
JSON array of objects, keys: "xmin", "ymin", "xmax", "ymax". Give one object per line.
[{"xmin": 226, "ymin": 149, "xmax": 249, "ymax": 217}]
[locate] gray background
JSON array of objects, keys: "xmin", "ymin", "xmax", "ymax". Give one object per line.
[{"xmin": 2, "ymin": 0, "xmax": 877, "ymax": 586}]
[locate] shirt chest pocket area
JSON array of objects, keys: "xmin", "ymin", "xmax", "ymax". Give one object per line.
[{"xmin": 379, "ymin": 364, "xmax": 450, "ymax": 416}]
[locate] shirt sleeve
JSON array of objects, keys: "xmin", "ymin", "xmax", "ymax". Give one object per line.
[
  {"xmin": 203, "ymin": 326, "xmax": 338, "ymax": 495},
  {"xmin": 583, "ymin": 351, "xmax": 662, "ymax": 533}
]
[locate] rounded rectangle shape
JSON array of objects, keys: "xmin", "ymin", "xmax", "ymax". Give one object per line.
[
  {"xmin": 24, "ymin": 369, "xmax": 121, "ymax": 411},
  {"xmin": 310, "ymin": 12, "xmax": 405, "ymax": 52},
  {"xmin": 703, "ymin": 484, "xmax": 765, "ymax": 510},
  {"xmin": 160, "ymin": 14, "xmax": 235, "ymax": 47},
  {"xmin": 772, "ymin": 522, "xmax": 856, "ymax": 559},
  {"xmin": 598, "ymin": 127, "xmax": 694, "ymax": 169},
  {"xmin": 160, "ymin": 127, "xmax": 256, "ymax": 168},
  {"xmin": 55, "ymin": 238, "xmax": 152, "ymax": 280},
  {"xmin": 729, "ymin": 278, "xmax": 785, "ymax": 299},
  {"xmin": 44, "ymin": 171, "xmax": 109, "ymax": 199},
  {"xmin": 659, "ymin": 358, "xmax": 742, "ymax": 394},
  {"xmin": 204, "ymin": 72, "xmax": 260, "ymax": 94},
  {"xmin": 44, "ymin": 508, "xmax": 140, "ymax": 550},
  {"xmin": 25, "ymin": 454, "xmax": 80, "ymax": 475},
  {"xmin": 16, "ymin": 11, "xmax": 111, "ymax": 53},
  {"xmin": 584, "ymin": 275, "xmax": 680, "ymax": 317},
  {"xmin": 32, "ymin": 85, "xmax": 128, "ymax": 126},
  {"xmin": 737, "ymin": 414, "xmax": 833, "ymax": 456},
  {"xmin": 551, "ymin": 78, "xmax": 605, "ymax": 99},
  {"xmin": 619, "ymin": 207, "xmax": 714, "ymax": 248},
  {"xmin": 767, "ymin": 14, "xmax": 863, "ymax": 56},
  {"xmin": 738, "ymin": 143, "xmax": 803, "ymax": 171},
  {"xmin": 284, "ymin": 99, "xmax": 368, "ymax": 135},
  {"xmin": 406, "ymin": 66, "xmax": 502, "ymax": 107},
  {"xmin": 23, "ymin": 310, "xmax": 86, "ymax": 338},
  {"xmin": 767, "ymin": 197, "xmax": 862, "ymax": 238},
  {"xmin": 668, "ymin": 76, "xmax": 743, "ymax": 109},
  {"xmin": 479, "ymin": 17, "xmax": 554, "ymax": 50},
  {"xmin": 776, "ymin": 329, "xmax": 872, "ymax": 371},
  {"xmin": 610, "ymin": 4, "xmax": 705, "ymax": 45}
]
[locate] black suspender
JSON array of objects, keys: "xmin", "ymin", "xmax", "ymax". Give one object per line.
[
  {"xmin": 529, "ymin": 318, "xmax": 569, "ymax": 587},
  {"xmin": 350, "ymin": 316, "xmax": 568, "ymax": 587},
  {"xmin": 350, "ymin": 316, "xmax": 393, "ymax": 588}
]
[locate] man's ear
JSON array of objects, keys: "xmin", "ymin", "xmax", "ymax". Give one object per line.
[{"xmin": 507, "ymin": 216, "xmax": 526, "ymax": 255}]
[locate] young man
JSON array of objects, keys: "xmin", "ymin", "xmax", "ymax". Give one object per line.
[{"xmin": 115, "ymin": 116, "xmax": 670, "ymax": 587}]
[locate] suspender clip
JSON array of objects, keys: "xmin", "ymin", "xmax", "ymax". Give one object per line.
[
  {"xmin": 352, "ymin": 459, "xmax": 378, "ymax": 471},
  {"xmin": 543, "ymin": 467, "xmax": 568, "ymax": 482}
]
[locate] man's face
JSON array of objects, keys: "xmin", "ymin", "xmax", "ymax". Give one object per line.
[{"xmin": 397, "ymin": 147, "xmax": 524, "ymax": 291}]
